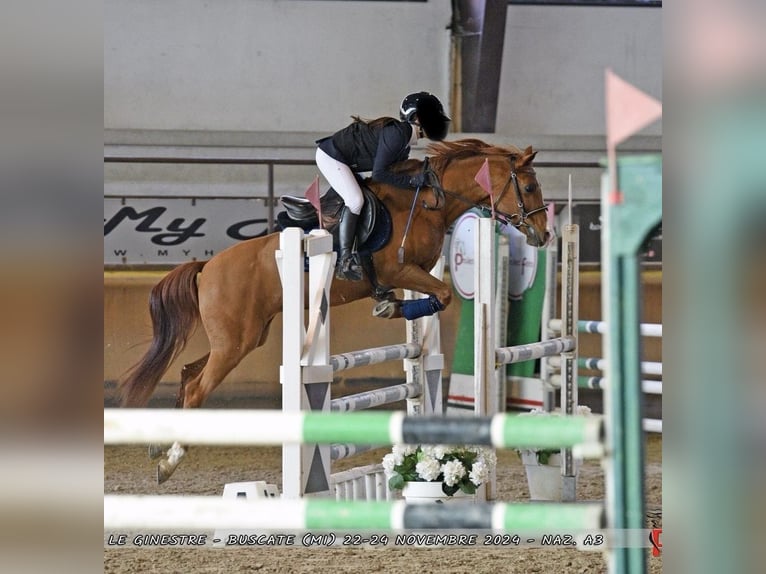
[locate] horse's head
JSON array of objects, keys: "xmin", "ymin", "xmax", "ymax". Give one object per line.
[
  {"xmin": 495, "ymin": 146, "xmax": 550, "ymax": 247},
  {"xmin": 426, "ymin": 140, "xmax": 550, "ymax": 247}
]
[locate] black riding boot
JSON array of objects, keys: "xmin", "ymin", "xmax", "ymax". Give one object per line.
[{"xmin": 336, "ymin": 207, "xmax": 363, "ymax": 281}]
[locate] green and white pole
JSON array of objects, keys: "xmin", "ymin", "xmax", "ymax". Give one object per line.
[
  {"xmin": 104, "ymin": 409, "xmax": 603, "ymax": 451},
  {"xmin": 105, "ymin": 496, "xmax": 605, "ymax": 533}
]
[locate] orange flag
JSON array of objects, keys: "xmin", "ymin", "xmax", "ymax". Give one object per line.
[
  {"xmin": 474, "ymin": 158, "xmax": 495, "ymax": 218},
  {"xmin": 305, "ymin": 176, "xmax": 322, "ymax": 228},
  {"xmin": 605, "ymin": 69, "xmax": 662, "ymax": 204},
  {"xmin": 474, "ymin": 158, "xmax": 492, "ymax": 194},
  {"xmin": 605, "ymin": 69, "xmax": 662, "ymax": 148}
]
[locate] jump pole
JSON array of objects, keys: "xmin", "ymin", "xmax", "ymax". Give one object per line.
[
  {"xmin": 105, "ymin": 496, "xmax": 604, "ymax": 532},
  {"xmin": 104, "ymin": 409, "xmax": 603, "ymax": 450}
]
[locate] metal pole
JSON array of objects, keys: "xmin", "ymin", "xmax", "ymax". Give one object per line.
[{"xmin": 267, "ymin": 163, "xmax": 275, "ymax": 232}]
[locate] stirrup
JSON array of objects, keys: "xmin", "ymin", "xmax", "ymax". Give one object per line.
[{"xmin": 336, "ymin": 254, "xmax": 363, "ymax": 281}]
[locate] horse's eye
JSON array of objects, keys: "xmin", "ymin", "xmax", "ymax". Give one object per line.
[{"xmin": 525, "ymin": 184, "xmax": 536, "ymax": 193}]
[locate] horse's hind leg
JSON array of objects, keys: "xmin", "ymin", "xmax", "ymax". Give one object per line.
[
  {"xmin": 175, "ymin": 354, "xmax": 210, "ymax": 408},
  {"xmin": 148, "ymin": 354, "xmax": 209, "ymax": 461},
  {"xmin": 156, "ymin": 343, "xmax": 254, "ymax": 484}
]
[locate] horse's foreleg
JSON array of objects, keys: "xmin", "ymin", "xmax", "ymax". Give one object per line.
[
  {"xmin": 373, "ymin": 293, "xmax": 446, "ymax": 320},
  {"xmin": 148, "ymin": 354, "xmax": 209, "ymax": 462},
  {"xmin": 373, "ymin": 266, "xmax": 452, "ymax": 320}
]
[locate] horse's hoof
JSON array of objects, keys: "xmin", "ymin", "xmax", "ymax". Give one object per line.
[
  {"xmin": 373, "ymin": 300, "xmax": 400, "ymax": 319},
  {"xmin": 148, "ymin": 444, "xmax": 165, "ymax": 460},
  {"xmin": 157, "ymin": 461, "xmax": 175, "ymax": 485}
]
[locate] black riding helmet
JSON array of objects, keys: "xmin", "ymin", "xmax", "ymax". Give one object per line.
[{"xmin": 399, "ymin": 92, "xmax": 451, "ymax": 141}]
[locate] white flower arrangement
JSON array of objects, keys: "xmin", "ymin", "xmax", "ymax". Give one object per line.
[
  {"xmin": 383, "ymin": 444, "xmax": 496, "ymax": 496},
  {"xmin": 516, "ymin": 406, "xmax": 592, "ymax": 464}
]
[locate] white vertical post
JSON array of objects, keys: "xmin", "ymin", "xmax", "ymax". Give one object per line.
[
  {"xmin": 494, "ymin": 234, "xmax": 510, "ymax": 413},
  {"xmin": 474, "ymin": 217, "xmax": 497, "ymax": 501},
  {"xmin": 277, "ymin": 228, "xmax": 305, "ymax": 500},
  {"xmin": 300, "ymin": 229, "xmax": 335, "ymax": 497},
  {"xmin": 279, "ymin": 228, "xmax": 335, "ymax": 499},
  {"xmin": 474, "ymin": 217, "xmax": 496, "ymax": 418},
  {"xmin": 406, "ymin": 257, "xmax": 445, "ymax": 416},
  {"xmin": 560, "ymin": 223, "xmax": 580, "ymax": 502},
  {"xmin": 404, "ymin": 289, "xmax": 424, "ymax": 416},
  {"xmin": 540, "ymin": 203, "xmax": 558, "ymax": 412},
  {"xmin": 423, "ymin": 256, "xmax": 445, "ymax": 415}
]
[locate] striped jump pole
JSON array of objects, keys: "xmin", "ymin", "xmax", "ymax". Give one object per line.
[
  {"xmin": 548, "ymin": 319, "xmax": 662, "ymax": 338},
  {"xmin": 330, "ymin": 343, "xmax": 421, "ymax": 372},
  {"xmin": 548, "ymin": 356, "xmax": 663, "ymax": 377},
  {"xmin": 495, "ymin": 337, "xmax": 576, "ymax": 365},
  {"xmin": 104, "ymin": 409, "xmax": 603, "ymax": 452},
  {"xmin": 330, "ymin": 382, "xmax": 421, "ymax": 413},
  {"xmin": 549, "ymin": 374, "xmax": 662, "ymax": 395},
  {"xmin": 330, "ymin": 443, "xmax": 377, "ymax": 462},
  {"xmin": 105, "ymin": 496, "xmax": 605, "ymax": 533},
  {"xmin": 548, "ymin": 316, "xmax": 664, "ymax": 434}
]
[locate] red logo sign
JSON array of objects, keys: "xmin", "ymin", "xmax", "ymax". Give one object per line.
[{"xmin": 649, "ymin": 528, "xmax": 662, "ymax": 557}]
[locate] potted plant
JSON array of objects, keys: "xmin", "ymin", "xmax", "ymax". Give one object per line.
[
  {"xmin": 516, "ymin": 406, "xmax": 591, "ymax": 500},
  {"xmin": 382, "ymin": 444, "xmax": 496, "ymax": 504}
]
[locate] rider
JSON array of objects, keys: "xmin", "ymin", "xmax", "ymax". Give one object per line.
[{"xmin": 315, "ymin": 91, "xmax": 451, "ymax": 281}]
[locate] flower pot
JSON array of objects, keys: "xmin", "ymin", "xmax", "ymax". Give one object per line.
[
  {"xmin": 402, "ymin": 481, "xmax": 475, "ymax": 504},
  {"xmin": 520, "ymin": 451, "xmax": 582, "ymax": 501}
]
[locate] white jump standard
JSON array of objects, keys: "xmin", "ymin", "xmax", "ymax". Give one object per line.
[{"xmin": 277, "ymin": 227, "xmax": 445, "ymax": 499}]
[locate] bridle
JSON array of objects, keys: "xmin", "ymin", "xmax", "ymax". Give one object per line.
[{"xmin": 422, "ymin": 156, "xmax": 548, "ymax": 231}]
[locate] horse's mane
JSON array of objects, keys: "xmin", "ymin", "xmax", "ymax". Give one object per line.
[
  {"xmin": 388, "ymin": 139, "xmax": 527, "ymax": 177},
  {"xmin": 426, "ymin": 138, "xmax": 525, "ymax": 171}
]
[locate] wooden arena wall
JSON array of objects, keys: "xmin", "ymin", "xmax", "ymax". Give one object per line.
[{"xmin": 104, "ymin": 269, "xmax": 661, "ymax": 408}]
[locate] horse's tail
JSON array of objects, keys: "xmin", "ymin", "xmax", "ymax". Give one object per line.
[{"xmin": 118, "ymin": 261, "xmax": 206, "ymax": 407}]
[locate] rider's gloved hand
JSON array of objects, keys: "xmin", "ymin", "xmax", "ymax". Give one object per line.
[{"xmin": 409, "ymin": 173, "xmax": 427, "ymax": 189}]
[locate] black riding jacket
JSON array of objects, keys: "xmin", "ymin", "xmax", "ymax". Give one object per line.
[{"xmin": 317, "ymin": 119, "xmax": 415, "ymax": 189}]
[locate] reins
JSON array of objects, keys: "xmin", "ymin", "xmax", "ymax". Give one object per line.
[
  {"xmin": 422, "ymin": 156, "xmax": 548, "ymax": 230},
  {"xmin": 396, "ymin": 153, "xmax": 547, "ymax": 264}
]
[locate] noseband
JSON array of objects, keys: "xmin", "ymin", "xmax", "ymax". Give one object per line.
[{"xmin": 422, "ymin": 157, "xmax": 548, "ymax": 231}]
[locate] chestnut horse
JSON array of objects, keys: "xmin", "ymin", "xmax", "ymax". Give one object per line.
[{"xmin": 117, "ymin": 139, "xmax": 550, "ymax": 482}]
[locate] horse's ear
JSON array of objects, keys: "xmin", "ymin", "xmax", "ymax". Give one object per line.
[{"xmin": 519, "ymin": 146, "xmax": 538, "ymax": 166}]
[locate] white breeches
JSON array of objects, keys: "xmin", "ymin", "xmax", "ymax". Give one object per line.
[{"xmin": 315, "ymin": 148, "xmax": 364, "ymax": 214}]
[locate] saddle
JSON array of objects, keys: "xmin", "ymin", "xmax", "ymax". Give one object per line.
[{"xmin": 277, "ymin": 186, "xmax": 392, "ymax": 257}]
